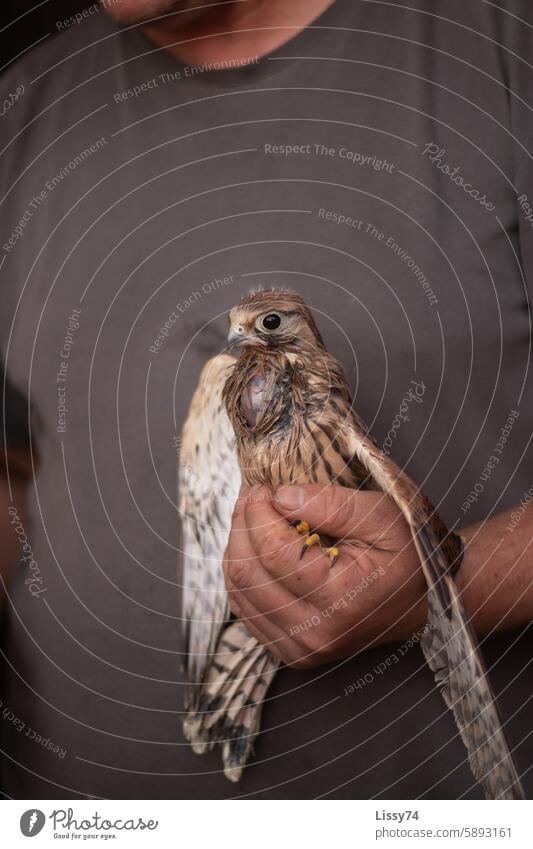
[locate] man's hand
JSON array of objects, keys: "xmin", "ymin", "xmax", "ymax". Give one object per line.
[{"xmin": 223, "ymin": 483, "xmax": 427, "ymax": 669}]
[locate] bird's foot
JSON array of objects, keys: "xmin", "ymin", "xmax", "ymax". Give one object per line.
[
  {"xmin": 324, "ymin": 545, "xmax": 340, "ymax": 566},
  {"xmin": 290, "ymin": 519, "xmax": 339, "ymax": 566}
]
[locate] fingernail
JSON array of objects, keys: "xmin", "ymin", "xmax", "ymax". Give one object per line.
[{"xmin": 273, "ymin": 486, "xmax": 305, "ymax": 511}]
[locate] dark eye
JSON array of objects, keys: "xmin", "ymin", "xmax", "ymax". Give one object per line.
[{"xmin": 262, "ymin": 313, "xmax": 281, "ymax": 331}]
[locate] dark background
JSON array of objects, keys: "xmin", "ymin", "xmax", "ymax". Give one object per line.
[{"xmin": 2, "ymin": 1, "xmax": 87, "ymax": 68}]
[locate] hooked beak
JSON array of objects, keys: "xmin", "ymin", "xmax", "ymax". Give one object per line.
[{"xmin": 227, "ymin": 326, "xmax": 248, "ymax": 347}]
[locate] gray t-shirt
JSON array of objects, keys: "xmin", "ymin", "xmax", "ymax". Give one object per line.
[{"xmin": 1, "ymin": 0, "xmax": 533, "ymax": 799}]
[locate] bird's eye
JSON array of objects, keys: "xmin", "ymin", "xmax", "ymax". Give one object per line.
[{"xmin": 261, "ymin": 313, "xmax": 282, "ymax": 331}]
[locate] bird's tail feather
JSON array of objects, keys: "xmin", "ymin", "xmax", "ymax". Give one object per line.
[
  {"xmin": 414, "ymin": 522, "xmax": 525, "ymax": 800},
  {"xmin": 347, "ymin": 428, "xmax": 524, "ymax": 799},
  {"xmin": 183, "ymin": 620, "xmax": 280, "ymax": 782}
]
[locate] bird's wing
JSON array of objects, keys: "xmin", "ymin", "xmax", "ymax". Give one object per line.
[
  {"xmin": 179, "ymin": 353, "xmax": 241, "ymax": 697},
  {"xmin": 345, "ymin": 419, "xmax": 524, "ymax": 800}
]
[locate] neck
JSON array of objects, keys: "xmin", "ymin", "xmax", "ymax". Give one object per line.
[{"xmin": 141, "ymin": 0, "xmax": 336, "ymax": 67}]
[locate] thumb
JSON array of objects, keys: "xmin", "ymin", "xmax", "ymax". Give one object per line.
[{"xmin": 272, "ymin": 484, "xmax": 399, "ymax": 542}]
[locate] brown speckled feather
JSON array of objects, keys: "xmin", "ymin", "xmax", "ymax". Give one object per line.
[{"xmin": 223, "ymin": 345, "xmax": 371, "ymax": 490}]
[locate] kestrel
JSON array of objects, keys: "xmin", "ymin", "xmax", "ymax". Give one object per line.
[{"xmin": 179, "ymin": 289, "xmax": 524, "ymax": 798}]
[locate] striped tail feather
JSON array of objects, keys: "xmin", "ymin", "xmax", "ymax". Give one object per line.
[
  {"xmin": 414, "ymin": 522, "xmax": 525, "ymax": 800},
  {"xmin": 346, "ymin": 427, "xmax": 525, "ymax": 799},
  {"xmin": 183, "ymin": 620, "xmax": 280, "ymax": 782},
  {"xmin": 221, "ymin": 648, "xmax": 280, "ymax": 782}
]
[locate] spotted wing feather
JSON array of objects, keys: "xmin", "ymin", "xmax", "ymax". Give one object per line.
[
  {"xmin": 179, "ymin": 353, "xmax": 280, "ymax": 782},
  {"xmin": 345, "ymin": 421, "xmax": 524, "ymax": 800},
  {"xmin": 179, "ymin": 354, "xmax": 240, "ymax": 695}
]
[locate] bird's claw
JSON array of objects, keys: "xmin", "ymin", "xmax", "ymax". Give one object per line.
[
  {"xmin": 300, "ymin": 532, "xmax": 321, "ymax": 558},
  {"xmin": 290, "ymin": 519, "xmax": 310, "ymax": 535},
  {"xmin": 292, "ymin": 519, "xmax": 339, "ymax": 567},
  {"xmin": 325, "ymin": 546, "xmax": 340, "ymax": 566}
]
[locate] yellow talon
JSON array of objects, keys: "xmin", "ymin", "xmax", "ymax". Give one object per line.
[
  {"xmin": 292, "ymin": 520, "xmax": 340, "ymax": 566},
  {"xmin": 325, "ymin": 546, "xmax": 340, "ymax": 567},
  {"xmin": 300, "ymin": 532, "xmax": 321, "ymax": 558}
]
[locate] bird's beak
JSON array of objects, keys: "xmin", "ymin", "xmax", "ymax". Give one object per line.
[{"xmin": 227, "ymin": 326, "xmax": 247, "ymax": 347}]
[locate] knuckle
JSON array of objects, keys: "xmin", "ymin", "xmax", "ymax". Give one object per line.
[
  {"xmin": 275, "ymin": 646, "xmax": 296, "ymax": 666},
  {"xmin": 227, "ymin": 560, "xmax": 250, "ymax": 588},
  {"xmin": 343, "ymin": 504, "xmax": 358, "ymax": 534},
  {"xmin": 295, "ymin": 621, "xmax": 315, "ymax": 649},
  {"xmin": 314, "ymin": 641, "xmax": 333, "ymax": 664},
  {"xmin": 260, "ymin": 638, "xmax": 291, "ymax": 665},
  {"xmin": 272, "ymin": 637, "xmax": 309, "ymax": 668},
  {"xmin": 325, "ymin": 488, "xmax": 354, "ymax": 533},
  {"xmin": 302, "ymin": 627, "xmax": 326, "ymax": 656},
  {"xmin": 301, "ymin": 624, "xmax": 335, "ymax": 662},
  {"xmin": 259, "ymin": 533, "xmax": 293, "ymax": 572}
]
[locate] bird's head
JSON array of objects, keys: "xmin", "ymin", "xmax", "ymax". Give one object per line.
[{"xmin": 227, "ymin": 289, "xmax": 325, "ymax": 354}]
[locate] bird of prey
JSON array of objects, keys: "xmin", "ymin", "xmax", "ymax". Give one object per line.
[{"xmin": 179, "ymin": 288, "xmax": 524, "ymax": 798}]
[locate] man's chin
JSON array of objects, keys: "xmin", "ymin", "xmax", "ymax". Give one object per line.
[{"xmin": 102, "ymin": 0, "xmax": 204, "ymax": 26}]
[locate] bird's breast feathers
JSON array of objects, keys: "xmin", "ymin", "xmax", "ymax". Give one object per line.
[{"xmin": 223, "ymin": 348, "xmax": 366, "ymax": 489}]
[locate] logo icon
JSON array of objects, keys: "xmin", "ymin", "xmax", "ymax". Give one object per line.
[{"xmin": 20, "ymin": 810, "xmax": 45, "ymax": 837}]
